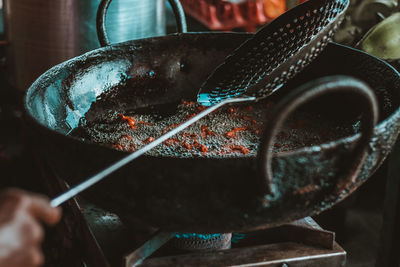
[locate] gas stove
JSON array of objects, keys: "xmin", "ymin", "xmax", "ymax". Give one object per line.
[{"xmin": 36, "ymin": 156, "xmax": 346, "ymax": 267}]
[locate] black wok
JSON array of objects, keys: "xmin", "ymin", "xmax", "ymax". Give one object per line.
[{"xmin": 24, "ymin": 32, "xmax": 400, "ymax": 233}]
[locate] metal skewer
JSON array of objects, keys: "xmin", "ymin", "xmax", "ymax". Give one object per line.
[{"xmin": 50, "ymin": 96, "xmax": 255, "ymax": 207}]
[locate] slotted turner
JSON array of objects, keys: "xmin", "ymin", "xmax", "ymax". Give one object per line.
[
  {"xmin": 51, "ymin": 0, "xmax": 350, "ymax": 207},
  {"xmin": 198, "ymin": 0, "xmax": 349, "ymax": 105}
]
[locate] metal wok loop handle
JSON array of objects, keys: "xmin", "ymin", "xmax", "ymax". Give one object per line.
[
  {"xmin": 96, "ymin": 0, "xmax": 188, "ymax": 47},
  {"xmin": 257, "ymin": 76, "xmax": 379, "ymax": 196}
]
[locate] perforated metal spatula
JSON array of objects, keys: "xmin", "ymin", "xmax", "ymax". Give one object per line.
[
  {"xmin": 198, "ymin": 0, "xmax": 349, "ymax": 105},
  {"xmin": 51, "ymin": 0, "xmax": 349, "ymax": 207}
]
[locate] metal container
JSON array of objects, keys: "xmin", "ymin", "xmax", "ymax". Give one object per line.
[{"xmin": 2, "ymin": 0, "xmax": 166, "ymax": 91}]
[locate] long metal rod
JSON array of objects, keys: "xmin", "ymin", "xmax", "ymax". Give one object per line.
[{"xmin": 51, "ymin": 97, "xmax": 255, "ymax": 207}]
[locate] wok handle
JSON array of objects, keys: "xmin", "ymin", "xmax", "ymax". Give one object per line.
[
  {"xmin": 96, "ymin": 0, "xmax": 187, "ymax": 47},
  {"xmin": 257, "ymin": 76, "xmax": 379, "ymax": 196}
]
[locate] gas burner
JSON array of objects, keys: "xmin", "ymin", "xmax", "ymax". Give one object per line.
[
  {"xmin": 122, "ymin": 217, "xmax": 345, "ymax": 267},
  {"xmin": 171, "ymin": 233, "xmax": 232, "ymax": 251}
]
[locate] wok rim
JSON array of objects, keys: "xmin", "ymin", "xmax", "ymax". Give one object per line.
[{"xmin": 24, "ymin": 33, "xmax": 400, "ymax": 160}]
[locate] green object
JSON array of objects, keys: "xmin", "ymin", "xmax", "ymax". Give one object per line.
[{"xmin": 360, "ymin": 12, "xmax": 400, "ymax": 60}]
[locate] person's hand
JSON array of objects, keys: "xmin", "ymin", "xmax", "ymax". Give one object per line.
[{"xmin": 0, "ymin": 189, "xmax": 61, "ymax": 267}]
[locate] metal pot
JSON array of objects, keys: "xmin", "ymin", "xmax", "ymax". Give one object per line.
[{"xmin": 2, "ymin": 0, "xmax": 167, "ymax": 91}]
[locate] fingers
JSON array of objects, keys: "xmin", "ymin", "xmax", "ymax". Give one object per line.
[
  {"xmin": 1, "ymin": 189, "xmax": 62, "ymax": 225},
  {"xmin": 20, "ymin": 215, "xmax": 44, "ymax": 245},
  {"xmin": 26, "ymin": 247, "xmax": 44, "ymax": 267},
  {"xmin": 25, "ymin": 195, "xmax": 62, "ymax": 226},
  {"xmin": 0, "ymin": 189, "xmax": 55, "ymax": 267},
  {"xmin": 0, "ymin": 216, "xmax": 46, "ymax": 267},
  {"xmin": 33, "ymin": 249, "xmax": 44, "ymax": 267},
  {"xmin": 11, "ymin": 247, "xmax": 44, "ymax": 267}
]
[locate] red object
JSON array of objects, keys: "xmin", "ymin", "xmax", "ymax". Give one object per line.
[
  {"xmin": 201, "ymin": 125, "xmax": 215, "ymax": 138},
  {"xmin": 181, "ymin": 0, "xmax": 308, "ymax": 31},
  {"xmin": 163, "ymin": 138, "xmax": 180, "ymax": 146},
  {"xmin": 229, "ymin": 145, "xmax": 251, "ymax": 154},
  {"xmin": 119, "ymin": 114, "xmax": 136, "ymax": 130},
  {"xmin": 182, "ymin": 141, "xmax": 193, "ymax": 149},
  {"xmin": 224, "ymin": 127, "xmax": 247, "ymax": 139},
  {"xmin": 144, "ymin": 137, "xmax": 156, "ymax": 143}
]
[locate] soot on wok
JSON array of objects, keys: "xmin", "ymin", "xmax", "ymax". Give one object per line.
[{"xmin": 70, "ymin": 84, "xmax": 358, "ymax": 158}]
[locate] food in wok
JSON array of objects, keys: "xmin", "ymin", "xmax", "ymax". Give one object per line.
[{"xmin": 71, "ymin": 89, "xmax": 357, "ymax": 157}]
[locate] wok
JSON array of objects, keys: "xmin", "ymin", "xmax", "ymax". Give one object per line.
[{"xmin": 25, "ymin": 31, "xmax": 400, "ymax": 233}]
